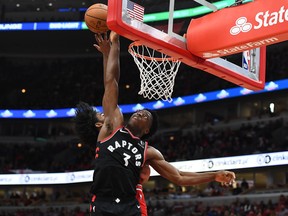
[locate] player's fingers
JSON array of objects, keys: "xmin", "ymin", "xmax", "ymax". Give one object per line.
[
  {"xmin": 95, "ymin": 34, "xmax": 102, "ymax": 42},
  {"xmin": 224, "ymin": 172, "xmax": 234, "ymax": 183},
  {"xmin": 103, "ymin": 32, "xmax": 108, "ymax": 41},
  {"xmin": 93, "ymin": 44, "xmax": 100, "ymax": 51},
  {"xmin": 227, "ymin": 173, "xmax": 236, "ymax": 182},
  {"xmin": 221, "ymin": 182, "xmax": 229, "ymax": 187},
  {"xmin": 226, "ymin": 171, "xmax": 235, "ymax": 179}
]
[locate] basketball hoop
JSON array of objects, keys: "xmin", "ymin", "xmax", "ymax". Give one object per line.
[{"xmin": 128, "ymin": 42, "xmax": 181, "ymax": 102}]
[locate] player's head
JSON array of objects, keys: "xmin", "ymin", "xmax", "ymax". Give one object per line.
[
  {"xmin": 127, "ymin": 109, "xmax": 158, "ymax": 140},
  {"xmin": 74, "ymin": 101, "xmax": 104, "ymax": 145}
]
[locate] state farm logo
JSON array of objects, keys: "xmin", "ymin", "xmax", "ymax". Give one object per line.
[
  {"xmin": 230, "ymin": 6, "xmax": 288, "ymax": 36},
  {"xmin": 203, "ymin": 52, "xmax": 220, "ymax": 58},
  {"xmin": 230, "ymin": 17, "xmax": 252, "ymax": 35}
]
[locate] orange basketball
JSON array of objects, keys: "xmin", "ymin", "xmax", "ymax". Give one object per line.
[{"xmin": 84, "ymin": 3, "xmax": 109, "ymax": 33}]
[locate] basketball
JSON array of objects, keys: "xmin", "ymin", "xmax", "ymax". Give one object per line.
[{"xmin": 84, "ymin": 3, "xmax": 109, "ymax": 34}]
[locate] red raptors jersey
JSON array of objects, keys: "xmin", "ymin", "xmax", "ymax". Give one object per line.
[{"xmin": 136, "ymin": 184, "xmax": 147, "ymax": 216}]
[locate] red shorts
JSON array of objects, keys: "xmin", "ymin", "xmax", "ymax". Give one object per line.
[{"xmin": 136, "ymin": 184, "xmax": 147, "ymax": 216}]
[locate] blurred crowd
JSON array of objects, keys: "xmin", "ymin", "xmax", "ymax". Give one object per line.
[
  {"xmin": 0, "ymin": 41, "xmax": 287, "ymax": 109},
  {"xmin": 0, "ymin": 106, "xmax": 287, "ymax": 215},
  {"xmin": 1, "ymin": 192, "xmax": 288, "ymax": 216},
  {"xmin": 0, "ymin": 115, "xmax": 287, "ymax": 174},
  {"xmin": 0, "ymin": 207, "xmax": 87, "ymax": 216},
  {"xmin": 153, "ymin": 117, "xmax": 287, "ymax": 162},
  {"xmin": 146, "ymin": 194, "xmax": 288, "ymax": 216}
]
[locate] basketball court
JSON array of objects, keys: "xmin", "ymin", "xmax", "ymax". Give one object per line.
[{"xmin": 106, "ymin": 0, "xmax": 288, "ymax": 102}]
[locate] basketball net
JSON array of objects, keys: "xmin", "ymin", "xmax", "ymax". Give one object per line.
[{"xmin": 128, "ymin": 42, "xmax": 181, "ymax": 102}]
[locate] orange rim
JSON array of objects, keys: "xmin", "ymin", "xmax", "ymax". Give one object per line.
[{"xmin": 128, "ymin": 42, "xmax": 179, "ymax": 62}]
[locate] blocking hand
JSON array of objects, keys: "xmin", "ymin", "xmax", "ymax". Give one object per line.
[
  {"xmin": 93, "ymin": 32, "xmax": 111, "ymax": 56},
  {"xmin": 215, "ymin": 170, "xmax": 236, "ymax": 186}
]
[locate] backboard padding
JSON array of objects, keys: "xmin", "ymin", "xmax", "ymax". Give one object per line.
[
  {"xmin": 187, "ymin": 0, "xmax": 288, "ymax": 58},
  {"xmin": 107, "ymin": 0, "xmax": 266, "ymax": 91}
]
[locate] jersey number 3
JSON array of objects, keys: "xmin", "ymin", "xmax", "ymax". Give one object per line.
[{"xmin": 123, "ymin": 153, "xmax": 131, "ymax": 166}]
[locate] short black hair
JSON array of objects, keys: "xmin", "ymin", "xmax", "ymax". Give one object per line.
[
  {"xmin": 141, "ymin": 109, "xmax": 158, "ymax": 140},
  {"xmin": 74, "ymin": 101, "xmax": 99, "ymax": 146}
]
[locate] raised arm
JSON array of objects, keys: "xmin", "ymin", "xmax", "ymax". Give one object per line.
[
  {"xmin": 100, "ymin": 32, "xmax": 124, "ymax": 138},
  {"xmin": 146, "ymin": 146, "xmax": 236, "ymax": 186},
  {"xmin": 94, "ymin": 33, "xmax": 111, "ymax": 83}
]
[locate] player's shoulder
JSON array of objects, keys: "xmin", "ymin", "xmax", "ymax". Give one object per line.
[
  {"xmin": 98, "ymin": 125, "xmax": 124, "ymax": 142},
  {"xmin": 146, "ymin": 146, "xmax": 164, "ymax": 160}
]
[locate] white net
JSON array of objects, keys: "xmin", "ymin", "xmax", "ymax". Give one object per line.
[{"xmin": 128, "ymin": 43, "xmax": 181, "ymax": 102}]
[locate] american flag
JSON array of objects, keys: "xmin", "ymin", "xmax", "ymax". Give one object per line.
[{"xmin": 127, "ymin": 0, "xmax": 145, "ymax": 22}]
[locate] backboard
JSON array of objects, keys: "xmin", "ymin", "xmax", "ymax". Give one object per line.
[
  {"xmin": 186, "ymin": 0, "xmax": 288, "ymax": 58},
  {"xmin": 107, "ymin": 0, "xmax": 270, "ymax": 92}
]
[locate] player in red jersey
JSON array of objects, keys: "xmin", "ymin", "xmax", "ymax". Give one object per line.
[{"xmin": 137, "ymin": 164, "xmax": 150, "ymax": 216}]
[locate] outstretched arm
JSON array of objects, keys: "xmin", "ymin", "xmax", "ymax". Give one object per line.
[
  {"xmin": 146, "ymin": 146, "xmax": 236, "ymax": 186},
  {"xmin": 94, "ymin": 33, "xmax": 111, "ymax": 84},
  {"xmin": 101, "ymin": 32, "xmax": 124, "ymax": 137}
]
